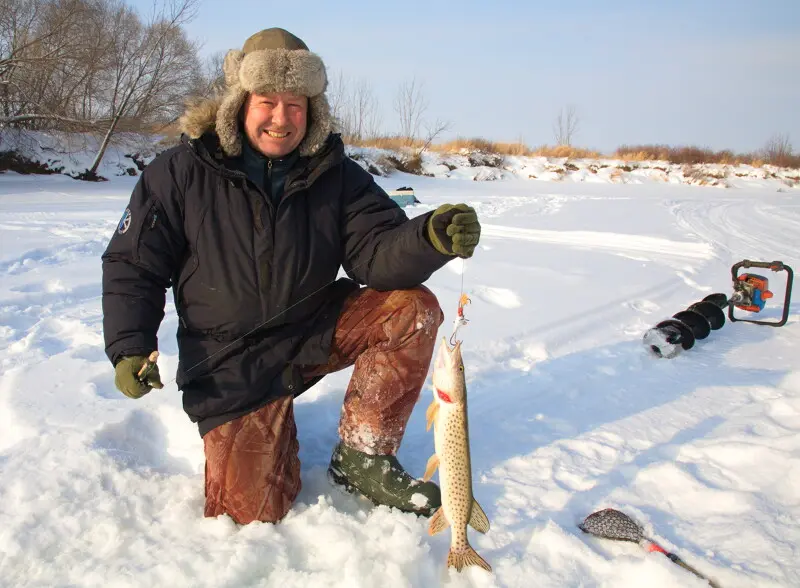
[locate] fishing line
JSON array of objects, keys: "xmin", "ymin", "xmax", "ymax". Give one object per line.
[
  {"xmin": 449, "ymin": 258, "xmax": 470, "ymax": 346},
  {"xmin": 156, "ymin": 221, "xmax": 471, "ymax": 386},
  {"xmin": 161, "ymin": 245, "xmax": 380, "ymax": 385}
]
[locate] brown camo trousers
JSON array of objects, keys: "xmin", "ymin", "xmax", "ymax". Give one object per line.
[{"xmin": 202, "ymin": 286, "xmax": 444, "ymax": 524}]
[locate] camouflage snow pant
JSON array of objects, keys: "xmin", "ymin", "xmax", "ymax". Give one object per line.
[{"xmin": 202, "ymin": 286, "xmax": 444, "ymax": 524}]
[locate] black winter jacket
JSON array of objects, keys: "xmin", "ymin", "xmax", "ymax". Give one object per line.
[{"xmin": 102, "ymin": 133, "xmax": 450, "ymax": 435}]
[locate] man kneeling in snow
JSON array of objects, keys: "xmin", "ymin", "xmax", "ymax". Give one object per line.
[{"xmin": 101, "ymin": 28, "xmax": 481, "ymax": 524}]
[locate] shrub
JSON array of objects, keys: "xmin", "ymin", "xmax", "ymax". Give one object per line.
[
  {"xmin": 529, "ymin": 144, "xmax": 600, "ymax": 159},
  {"xmin": 0, "ymin": 151, "xmax": 61, "ymax": 174},
  {"xmin": 614, "ymin": 143, "xmax": 800, "ymax": 169},
  {"xmin": 762, "ymin": 133, "xmax": 800, "ymax": 168},
  {"xmin": 347, "ymin": 135, "xmax": 424, "ymax": 151},
  {"xmin": 386, "ymin": 153, "xmax": 424, "ymax": 175},
  {"xmin": 432, "ymin": 137, "xmax": 528, "ymax": 156}
]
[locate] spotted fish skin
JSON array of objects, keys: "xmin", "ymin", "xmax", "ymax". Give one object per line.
[{"xmin": 424, "ymin": 337, "xmax": 491, "ymax": 572}]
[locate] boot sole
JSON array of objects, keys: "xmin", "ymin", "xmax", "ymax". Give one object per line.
[
  {"xmin": 327, "ymin": 466, "xmax": 356, "ymax": 494},
  {"xmin": 327, "ymin": 465, "xmax": 437, "ymax": 518}
]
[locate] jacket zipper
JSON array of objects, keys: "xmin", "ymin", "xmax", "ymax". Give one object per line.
[
  {"xmin": 187, "ymin": 138, "xmax": 341, "ymax": 325},
  {"xmin": 227, "ymin": 168, "xmax": 274, "ymax": 324},
  {"xmin": 266, "ymin": 157, "xmax": 280, "ymax": 319}
]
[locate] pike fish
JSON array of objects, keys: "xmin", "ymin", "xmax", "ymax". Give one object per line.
[{"xmin": 423, "ymin": 337, "xmax": 491, "ymax": 572}]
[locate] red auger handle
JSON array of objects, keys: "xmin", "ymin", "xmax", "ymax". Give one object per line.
[
  {"xmin": 729, "ymin": 260, "xmax": 793, "ymax": 327},
  {"xmin": 732, "ymin": 259, "xmax": 786, "ymax": 273}
]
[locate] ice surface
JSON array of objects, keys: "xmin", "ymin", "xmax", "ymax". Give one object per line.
[{"xmin": 0, "ymin": 158, "xmax": 798, "ymax": 587}]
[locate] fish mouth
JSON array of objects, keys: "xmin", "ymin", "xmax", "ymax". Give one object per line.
[
  {"xmin": 437, "ymin": 337, "xmax": 461, "ymax": 367},
  {"xmin": 441, "ymin": 336, "xmax": 461, "ymax": 354},
  {"xmin": 435, "ymin": 337, "xmax": 451, "ymax": 372}
]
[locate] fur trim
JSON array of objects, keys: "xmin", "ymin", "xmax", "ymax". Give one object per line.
[
  {"xmin": 179, "ymin": 44, "xmax": 333, "ymax": 157},
  {"xmin": 223, "ymin": 50, "xmax": 245, "ymax": 86},
  {"xmin": 239, "ymin": 49, "xmax": 327, "ymax": 97},
  {"xmin": 178, "ymin": 97, "xmax": 220, "ymax": 142},
  {"xmin": 178, "ymin": 92, "xmax": 335, "ymax": 158},
  {"xmin": 216, "ymin": 86, "xmax": 249, "ymax": 156},
  {"xmin": 302, "ymin": 94, "xmax": 334, "ymax": 157}
]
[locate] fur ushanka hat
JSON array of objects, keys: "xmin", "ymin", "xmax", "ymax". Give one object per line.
[{"xmin": 180, "ymin": 28, "xmax": 334, "ymax": 157}]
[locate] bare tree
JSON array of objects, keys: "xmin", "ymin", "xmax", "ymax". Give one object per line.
[
  {"xmin": 87, "ymin": 0, "xmax": 199, "ymax": 175},
  {"xmin": 763, "ymin": 133, "xmax": 793, "ymax": 167},
  {"xmin": 327, "ymin": 70, "xmax": 349, "ymax": 133},
  {"xmin": 394, "ymin": 76, "xmax": 427, "ymax": 143},
  {"xmin": 328, "ymin": 72, "xmax": 381, "ymax": 141},
  {"xmin": 350, "ymin": 79, "xmax": 380, "ymax": 140},
  {"xmin": 126, "ymin": 22, "xmax": 202, "ymax": 123},
  {"xmin": 417, "ymin": 117, "xmax": 450, "ymax": 155},
  {"xmin": 35, "ymin": 0, "xmax": 115, "ymax": 126},
  {"xmin": 181, "ymin": 48, "xmax": 224, "ymax": 103},
  {"xmin": 0, "ymin": 0, "xmax": 200, "ymax": 136},
  {"xmin": 0, "ymin": 0, "xmax": 92, "ymax": 126},
  {"xmin": 553, "ymin": 104, "xmax": 579, "ymax": 146}
]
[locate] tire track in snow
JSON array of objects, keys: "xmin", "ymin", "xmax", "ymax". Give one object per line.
[
  {"xmin": 668, "ymin": 200, "xmax": 800, "ymax": 261},
  {"xmin": 462, "ymin": 275, "xmax": 685, "ymax": 381},
  {"xmin": 481, "ymin": 224, "xmax": 714, "ymax": 263},
  {"xmin": 0, "ymin": 239, "xmax": 108, "ymax": 275}
]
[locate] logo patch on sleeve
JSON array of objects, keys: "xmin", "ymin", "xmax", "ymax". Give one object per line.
[{"xmin": 118, "ymin": 208, "xmax": 132, "ymax": 234}]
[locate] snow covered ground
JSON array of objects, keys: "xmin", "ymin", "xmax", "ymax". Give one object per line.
[
  {"xmin": 4, "ymin": 128, "xmax": 799, "ymax": 192},
  {"xmin": 0, "ymin": 163, "xmax": 798, "ymax": 587},
  {"xmin": 348, "ymin": 146, "xmax": 800, "ymax": 192}
]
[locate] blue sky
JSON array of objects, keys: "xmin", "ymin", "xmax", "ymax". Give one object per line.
[{"xmin": 140, "ymin": 0, "xmax": 799, "ymax": 152}]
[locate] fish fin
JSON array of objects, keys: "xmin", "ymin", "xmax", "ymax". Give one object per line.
[
  {"xmin": 428, "ymin": 507, "xmax": 450, "ymax": 536},
  {"xmin": 447, "ymin": 546, "xmax": 492, "ymax": 572},
  {"xmin": 425, "ymin": 400, "xmax": 439, "ymax": 432},
  {"xmin": 422, "ymin": 454, "xmax": 440, "ymax": 481},
  {"xmin": 469, "ymin": 499, "xmax": 490, "ymax": 534}
]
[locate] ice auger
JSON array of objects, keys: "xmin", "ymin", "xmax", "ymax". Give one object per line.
[{"xmin": 643, "ymin": 260, "xmax": 793, "ymax": 359}]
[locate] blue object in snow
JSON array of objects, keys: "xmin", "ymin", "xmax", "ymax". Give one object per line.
[{"xmin": 387, "ymin": 187, "xmax": 420, "ymax": 208}]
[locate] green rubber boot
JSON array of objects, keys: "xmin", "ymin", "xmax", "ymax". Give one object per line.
[{"xmin": 327, "ymin": 441, "xmax": 441, "ymax": 517}]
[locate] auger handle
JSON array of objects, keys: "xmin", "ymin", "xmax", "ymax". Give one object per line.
[
  {"xmin": 729, "ymin": 260, "xmax": 793, "ymax": 327},
  {"xmin": 731, "ymin": 259, "xmax": 790, "ymax": 273}
]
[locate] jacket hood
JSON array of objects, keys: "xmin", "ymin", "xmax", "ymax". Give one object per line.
[{"xmin": 179, "ymin": 94, "xmax": 334, "ymax": 159}]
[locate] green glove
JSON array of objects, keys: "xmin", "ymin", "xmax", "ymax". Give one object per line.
[
  {"xmin": 114, "ymin": 355, "xmax": 163, "ymax": 399},
  {"xmin": 427, "ymin": 203, "xmax": 481, "ymax": 258}
]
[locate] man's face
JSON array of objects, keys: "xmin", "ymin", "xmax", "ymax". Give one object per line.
[{"xmin": 242, "ymin": 92, "xmax": 308, "ymax": 158}]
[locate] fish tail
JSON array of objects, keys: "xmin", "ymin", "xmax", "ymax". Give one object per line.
[{"xmin": 447, "ymin": 545, "xmax": 492, "ymax": 572}]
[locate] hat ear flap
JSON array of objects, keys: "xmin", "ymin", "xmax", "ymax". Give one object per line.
[
  {"xmin": 223, "ymin": 50, "xmax": 245, "ymax": 86},
  {"xmin": 216, "ymin": 86, "xmax": 248, "ymax": 157}
]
